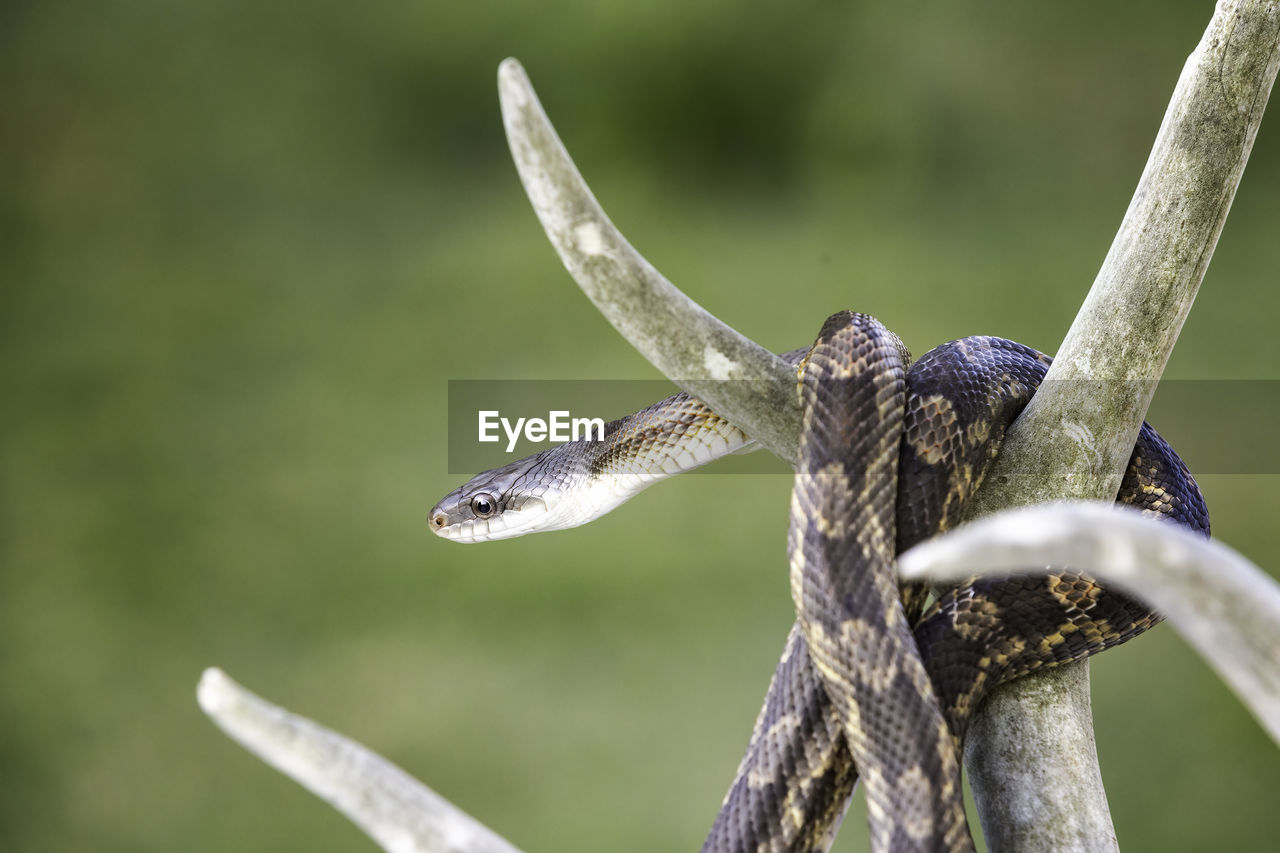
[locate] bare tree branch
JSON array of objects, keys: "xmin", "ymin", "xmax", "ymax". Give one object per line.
[
  {"xmin": 497, "ymin": 58, "xmax": 800, "ymax": 462},
  {"xmin": 497, "ymin": 2, "xmax": 1279, "ymax": 846},
  {"xmin": 197, "ymin": 668, "xmax": 523, "ymax": 853},
  {"xmin": 198, "ymin": 2, "xmax": 1278, "ymax": 850},
  {"xmin": 957, "ymin": 3, "xmax": 1280, "ymax": 848},
  {"xmin": 898, "ymin": 502, "xmax": 1280, "ymax": 747}
]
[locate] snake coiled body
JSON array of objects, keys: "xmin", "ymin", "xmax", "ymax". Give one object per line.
[
  {"xmin": 789, "ymin": 313, "xmax": 968, "ymax": 852},
  {"xmin": 429, "ymin": 313, "xmax": 1209, "ymax": 852}
]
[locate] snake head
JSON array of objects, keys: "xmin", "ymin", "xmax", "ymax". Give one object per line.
[{"xmin": 428, "ymin": 446, "xmax": 595, "ymax": 543}]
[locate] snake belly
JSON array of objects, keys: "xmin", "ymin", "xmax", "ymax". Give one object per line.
[{"xmin": 701, "ymin": 316, "xmax": 1208, "ymax": 853}]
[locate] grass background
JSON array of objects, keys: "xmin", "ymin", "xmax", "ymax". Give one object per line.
[{"xmin": 3, "ymin": 1, "xmax": 1279, "ymax": 850}]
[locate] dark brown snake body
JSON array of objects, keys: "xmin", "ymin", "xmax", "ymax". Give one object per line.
[
  {"xmin": 429, "ymin": 312, "xmax": 1209, "ymax": 852},
  {"xmin": 701, "ymin": 313, "xmax": 1208, "ymax": 852}
]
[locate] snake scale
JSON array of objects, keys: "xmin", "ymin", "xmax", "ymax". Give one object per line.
[{"xmin": 430, "ymin": 312, "xmax": 1209, "ymax": 852}]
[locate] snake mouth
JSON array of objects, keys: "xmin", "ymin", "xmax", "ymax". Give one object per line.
[{"xmin": 430, "ymin": 495, "xmax": 551, "ymax": 543}]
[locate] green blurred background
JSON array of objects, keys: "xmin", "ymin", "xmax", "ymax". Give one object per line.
[{"xmin": 3, "ymin": 1, "xmax": 1278, "ymax": 850}]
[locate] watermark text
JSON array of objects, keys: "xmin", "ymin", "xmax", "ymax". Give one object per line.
[{"xmin": 478, "ymin": 410, "xmax": 606, "ymax": 452}]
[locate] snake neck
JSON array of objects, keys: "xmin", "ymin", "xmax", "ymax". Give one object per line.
[{"xmin": 429, "ymin": 389, "xmax": 757, "ymax": 542}]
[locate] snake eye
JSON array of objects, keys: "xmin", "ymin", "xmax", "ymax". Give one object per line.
[{"xmin": 470, "ymin": 493, "xmax": 498, "ymax": 518}]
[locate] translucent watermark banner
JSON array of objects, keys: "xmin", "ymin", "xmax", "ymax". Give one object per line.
[
  {"xmin": 446, "ymin": 379, "xmax": 793, "ymax": 475},
  {"xmin": 446, "ymin": 379, "xmax": 1280, "ymax": 477}
]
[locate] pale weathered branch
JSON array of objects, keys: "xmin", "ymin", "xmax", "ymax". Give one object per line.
[
  {"xmin": 497, "ymin": 58, "xmax": 800, "ymax": 462},
  {"xmin": 498, "ymin": 3, "xmax": 1279, "ymax": 848},
  {"xmin": 958, "ymin": 3, "xmax": 1280, "ymax": 849},
  {"xmin": 199, "ymin": 3, "xmax": 1278, "ymax": 849},
  {"xmin": 898, "ymin": 502, "xmax": 1280, "ymax": 747},
  {"xmin": 197, "ymin": 668, "xmax": 523, "ymax": 853}
]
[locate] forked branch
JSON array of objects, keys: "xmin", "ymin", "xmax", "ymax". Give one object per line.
[
  {"xmin": 956, "ymin": 3, "xmax": 1279, "ymax": 846},
  {"xmin": 496, "ymin": 1, "xmax": 1279, "ymax": 849},
  {"xmin": 199, "ymin": 2, "xmax": 1279, "ymax": 850}
]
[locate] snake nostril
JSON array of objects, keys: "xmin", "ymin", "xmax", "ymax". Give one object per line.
[{"xmin": 430, "ymin": 513, "xmax": 447, "ymax": 529}]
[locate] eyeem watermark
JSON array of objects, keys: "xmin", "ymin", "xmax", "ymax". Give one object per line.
[
  {"xmin": 448, "ymin": 378, "xmax": 1271, "ymax": 476},
  {"xmin": 449, "ymin": 380, "xmax": 790, "ymax": 474},
  {"xmin": 478, "ymin": 410, "xmax": 605, "ymax": 453}
]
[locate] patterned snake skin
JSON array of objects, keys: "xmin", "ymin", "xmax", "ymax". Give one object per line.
[
  {"xmin": 429, "ymin": 312, "xmax": 1210, "ymax": 852},
  {"xmin": 702, "ymin": 312, "xmax": 1209, "ymax": 852}
]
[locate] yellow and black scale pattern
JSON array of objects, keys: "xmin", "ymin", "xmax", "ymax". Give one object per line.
[{"xmin": 702, "ymin": 312, "xmax": 1209, "ymax": 852}]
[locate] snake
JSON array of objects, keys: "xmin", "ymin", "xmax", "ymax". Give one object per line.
[{"xmin": 429, "ymin": 312, "xmax": 1209, "ymax": 852}]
